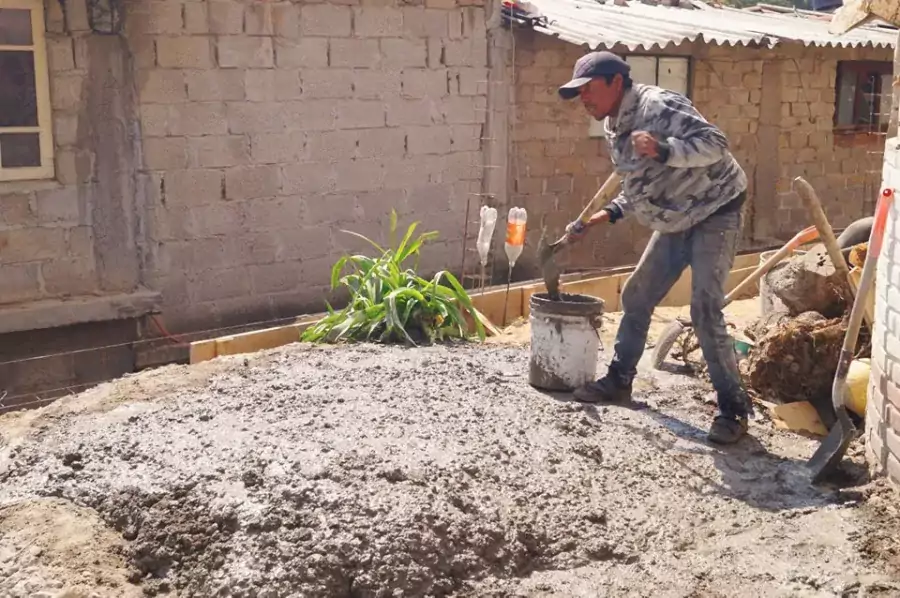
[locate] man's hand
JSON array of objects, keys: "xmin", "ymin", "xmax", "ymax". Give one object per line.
[
  {"xmin": 631, "ymin": 130, "xmax": 660, "ymax": 159},
  {"xmin": 565, "ymin": 210, "xmax": 610, "ymax": 240}
]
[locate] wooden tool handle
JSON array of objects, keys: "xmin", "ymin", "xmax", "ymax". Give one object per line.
[
  {"xmin": 575, "ymin": 172, "xmax": 623, "ymax": 224},
  {"xmin": 792, "ymin": 177, "xmax": 855, "ymax": 286},
  {"xmin": 724, "ymin": 226, "xmax": 818, "ymax": 304}
]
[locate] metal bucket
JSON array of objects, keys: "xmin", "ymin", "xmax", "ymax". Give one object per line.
[{"xmin": 528, "ymin": 293, "xmax": 605, "ymax": 391}]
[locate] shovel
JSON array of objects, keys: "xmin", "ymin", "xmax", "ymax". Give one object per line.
[
  {"xmin": 650, "ymin": 225, "xmax": 820, "ymax": 370},
  {"xmin": 807, "ymin": 187, "xmax": 894, "ymax": 484},
  {"xmin": 538, "ymin": 172, "xmax": 622, "ymax": 300}
]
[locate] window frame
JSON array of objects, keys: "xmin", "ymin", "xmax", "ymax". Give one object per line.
[
  {"xmin": 833, "ymin": 60, "xmax": 894, "ymax": 134},
  {"xmin": 0, "ymin": 0, "xmax": 55, "ymax": 182},
  {"xmin": 588, "ymin": 54, "xmax": 692, "ymax": 139}
]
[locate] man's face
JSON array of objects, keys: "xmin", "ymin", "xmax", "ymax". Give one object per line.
[{"xmin": 579, "ymin": 75, "xmax": 624, "ymax": 120}]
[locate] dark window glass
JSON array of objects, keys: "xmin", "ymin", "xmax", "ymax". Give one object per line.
[
  {"xmin": 0, "ymin": 50, "xmax": 37, "ymax": 127},
  {"xmin": 0, "ymin": 132, "xmax": 41, "ymax": 167},
  {"xmin": 0, "ymin": 9, "xmax": 33, "ymax": 46}
]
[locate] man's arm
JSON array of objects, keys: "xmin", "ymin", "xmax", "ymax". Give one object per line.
[{"xmin": 648, "ymin": 93, "xmax": 730, "ymax": 169}]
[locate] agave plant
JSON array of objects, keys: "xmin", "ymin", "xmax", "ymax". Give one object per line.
[{"xmin": 301, "ymin": 211, "xmax": 486, "ymax": 345}]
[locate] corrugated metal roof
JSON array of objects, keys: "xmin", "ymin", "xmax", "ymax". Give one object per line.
[{"xmin": 522, "ymin": 0, "xmax": 897, "ymax": 52}]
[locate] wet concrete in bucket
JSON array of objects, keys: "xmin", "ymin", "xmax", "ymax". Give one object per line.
[{"xmin": 1, "ymin": 342, "xmax": 899, "ymax": 597}]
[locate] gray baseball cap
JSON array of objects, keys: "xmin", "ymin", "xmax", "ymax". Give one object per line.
[{"xmin": 558, "ymin": 51, "xmax": 631, "ymax": 100}]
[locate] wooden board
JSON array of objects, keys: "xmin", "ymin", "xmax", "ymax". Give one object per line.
[{"xmin": 189, "ymin": 250, "xmax": 769, "ymax": 364}]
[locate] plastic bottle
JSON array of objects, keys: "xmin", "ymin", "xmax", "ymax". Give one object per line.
[
  {"xmin": 476, "ymin": 206, "xmax": 498, "ymax": 267},
  {"xmin": 504, "ymin": 207, "xmax": 527, "ymax": 268}
]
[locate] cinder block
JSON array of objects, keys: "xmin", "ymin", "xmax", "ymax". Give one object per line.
[
  {"xmin": 245, "ymin": 69, "xmax": 303, "ymax": 101},
  {"xmin": 142, "ymin": 137, "xmax": 189, "ymax": 171},
  {"xmin": 165, "ymin": 168, "xmax": 225, "ymax": 206},
  {"xmin": 353, "ymin": 69, "xmax": 402, "ymax": 99},
  {"xmin": 217, "ymin": 37, "xmax": 274, "ymax": 68},
  {"xmin": 292, "ymin": 100, "xmax": 337, "ymax": 131},
  {"xmin": 140, "ymin": 104, "xmax": 169, "ymax": 138},
  {"xmin": 54, "ymin": 148, "xmax": 93, "ymax": 185},
  {"xmin": 186, "ymin": 69, "xmax": 245, "ymax": 101},
  {"xmin": 245, "ymin": 3, "xmax": 274, "ymax": 35},
  {"xmin": 444, "ymin": 37, "xmax": 487, "ymax": 67},
  {"xmin": 305, "ymin": 130, "xmax": 359, "ymax": 163},
  {"xmin": 353, "ymin": 7, "xmax": 403, "ymax": 37},
  {"xmin": 169, "ymin": 102, "xmax": 228, "ymax": 136},
  {"xmin": 51, "ymin": 73, "xmax": 85, "ymax": 111},
  {"xmin": 274, "ymin": 38, "xmax": 328, "ymax": 68},
  {"xmin": 188, "ymin": 135, "xmax": 251, "ymax": 168},
  {"xmin": 188, "ymin": 202, "xmax": 244, "ymax": 238},
  {"xmin": 190, "ymin": 266, "xmax": 253, "ymax": 302},
  {"xmin": 53, "ymin": 113, "xmax": 80, "ymax": 146},
  {"xmin": 184, "ymin": 3, "xmax": 209, "ymax": 33},
  {"xmin": 386, "ymin": 98, "xmax": 440, "ymax": 127},
  {"xmin": 250, "ymin": 261, "xmax": 303, "ymax": 295},
  {"xmin": 329, "ymin": 39, "xmax": 381, "ymax": 68},
  {"xmin": 281, "ymin": 163, "xmax": 336, "ymax": 194},
  {"xmin": 403, "ymin": 7, "xmax": 448, "ymax": 38},
  {"xmin": 129, "ymin": 35, "xmax": 157, "ymax": 69},
  {"xmin": 454, "ymin": 67, "xmax": 488, "ymax": 96},
  {"xmin": 300, "ymin": 4, "xmax": 352, "ymax": 37},
  {"xmin": 42, "ymin": 258, "xmax": 98, "ymax": 296},
  {"xmin": 241, "ymin": 196, "xmax": 304, "ymax": 232},
  {"xmin": 303, "ymin": 192, "xmax": 359, "ymax": 225},
  {"xmin": 427, "ymin": 37, "xmax": 444, "ymax": 69},
  {"xmin": 273, "ymin": 4, "xmax": 300, "ymax": 38},
  {"xmin": 335, "ymin": 100, "xmax": 386, "ymax": 129},
  {"xmin": 67, "ymin": 226, "xmax": 95, "ymax": 258},
  {"xmin": 451, "ymin": 124, "xmax": 482, "ymax": 152},
  {"xmin": 0, "ymin": 228, "xmax": 67, "ymax": 262},
  {"xmin": 382, "ymin": 157, "xmax": 433, "ymax": 190},
  {"xmin": 302, "ymin": 69, "xmax": 354, "ymax": 99},
  {"xmin": 407, "ymin": 125, "xmax": 452, "ymax": 155},
  {"xmin": 381, "ymin": 38, "xmax": 427, "ymax": 68},
  {"xmin": 138, "ymin": 69, "xmax": 187, "ymax": 104},
  {"xmin": 130, "ymin": 1, "xmax": 184, "ymax": 35},
  {"xmin": 227, "ymin": 102, "xmax": 289, "ymax": 134},
  {"xmin": 209, "ymin": 1, "xmax": 245, "ymax": 34},
  {"xmin": 250, "ymin": 132, "xmax": 307, "ymax": 164},
  {"xmin": 357, "ymin": 128, "xmax": 405, "ymax": 159},
  {"xmin": 0, "ymin": 193, "xmax": 35, "ymax": 228},
  {"xmin": 402, "ymin": 68, "xmax": 449, "ymax": 99},
  {"xmin": 225, "ymin": 165, "xmax": 282, "ymax": 200},
  {"xmin": 279, "ymin": 227, "xmax": 334, "ymax": 261},
  {"xmin": 35, "ymin": 186, "xmax": 80, "ymax": 225},
  {"xmin": 46, "ymin": 38, "xmax": 75, "ymax": 71},
  {"xmin": 157, "ymin": 36, "xmax": 213, "ymax": 69},
  {"xmin": 442, "ymin": 95, "xmax": 486, "ymax": 124},
  {"xmin": 0, "ymin": 263, "xmax": 42, "ymax": 303}
]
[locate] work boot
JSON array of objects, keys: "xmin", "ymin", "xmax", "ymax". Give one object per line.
[
  {"xmin": 573, "ymin": 375, "xmax": 632, "ymax": 404},
  {"xmin": 707, "ymin": 414, "xmax": 748, "ymax": 445}
]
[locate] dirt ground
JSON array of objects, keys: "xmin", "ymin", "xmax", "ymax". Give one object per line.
[{"xmin": 2, "ymin": 299, "xmax": 900, "ymax": 598}]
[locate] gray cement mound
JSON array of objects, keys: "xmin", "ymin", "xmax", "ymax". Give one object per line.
[{"xmin": 1, "ymin": 343, "xmax": 899, "ymax": 597}]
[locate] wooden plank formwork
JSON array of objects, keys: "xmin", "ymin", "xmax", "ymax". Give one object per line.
[{"xmin": 190, "ymin": 251, "xmax": 769, "ymax": 364}]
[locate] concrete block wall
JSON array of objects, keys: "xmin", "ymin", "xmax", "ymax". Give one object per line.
[
  {"xmin": 509, "ymin": 33, "xmax": 890, "ymax": 278},
  {"xmin": 0, "ymin": 0, "xmax": 144, "ymax": 307},
  {"xmin": 135, "ymin": 0, "xmax": 490, "ymax": 331},
  {"xmin": 867, "ymin": 143, "xmax": 900, "ymax": 485}
]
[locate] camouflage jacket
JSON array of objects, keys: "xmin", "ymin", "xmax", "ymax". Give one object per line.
[{"xmin": 603, "ymin": 83, "xmax": 747, "ymax": 233}]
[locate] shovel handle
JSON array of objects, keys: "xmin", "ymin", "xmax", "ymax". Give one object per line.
[{"xmin": 575, "ymin": 172, "xmax": 623, "ymax": 225}]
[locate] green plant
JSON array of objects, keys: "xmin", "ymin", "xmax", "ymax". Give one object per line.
[{"xmin": 301, "ymin": 211, "xmax": 486, "ymax": 345}]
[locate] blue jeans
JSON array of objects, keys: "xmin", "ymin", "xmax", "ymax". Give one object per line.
[{"xmin": 608, "ymin": 194, "xmax": 751, "ymax": 419}]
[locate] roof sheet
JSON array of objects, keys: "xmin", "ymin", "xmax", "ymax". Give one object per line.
[{"xmin": 523, "ymin": 0, "xmax": 897, "ymax": 52}]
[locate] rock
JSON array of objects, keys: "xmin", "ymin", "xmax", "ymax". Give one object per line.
[{"xmin": 763, "ymin": 244, "xmax": 848, "ymax": 318}]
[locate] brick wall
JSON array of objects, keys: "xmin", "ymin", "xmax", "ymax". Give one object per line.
[
  {"xmin": 136, "ymin": 0, "xmax": 490, "ymax": 331},
  {"xmin": 509, "ymin": 32, "xmax": 890, "ymax": 279},
  {"xmin": 0, "ymin": 0, "xmax": 489, "ymax": 337},
  {"xmin": 0, "ymin": 0, "xmax": 143, "ymax": 308},
  {"xmin": 868, "ymin": 143, "xmax": 900, "ymax": 485}
]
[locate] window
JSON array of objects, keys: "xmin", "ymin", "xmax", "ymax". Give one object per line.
[
  {"xmin": 834, "ymin": 60, "xmax": 893, "ymax": 133},
  {"xmin": 0, "ymin": 0, "xmax": 54, "ymax": 182},
  {"xmin": 588, "ymin": 55, "xmax": 691, "ymax": 138}
]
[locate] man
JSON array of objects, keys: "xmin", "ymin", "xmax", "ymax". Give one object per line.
[{"xmin": 558, "ymin": 51, "xmax": 753, "ymax": 444}]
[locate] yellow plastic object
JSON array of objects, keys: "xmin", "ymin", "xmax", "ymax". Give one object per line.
[{"xmin": 846, "ymin": 358, "xmax": 870, "ymax": 418}]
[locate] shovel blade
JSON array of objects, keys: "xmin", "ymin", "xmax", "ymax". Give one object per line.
[{"xmin": 806, "ymin": 410, "xmax": 856, "ymax": 484}]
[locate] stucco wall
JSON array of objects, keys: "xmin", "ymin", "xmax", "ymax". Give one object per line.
[{"xmin": 509, "ymin": 32, "xmax": 890, "ymax": 279}]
